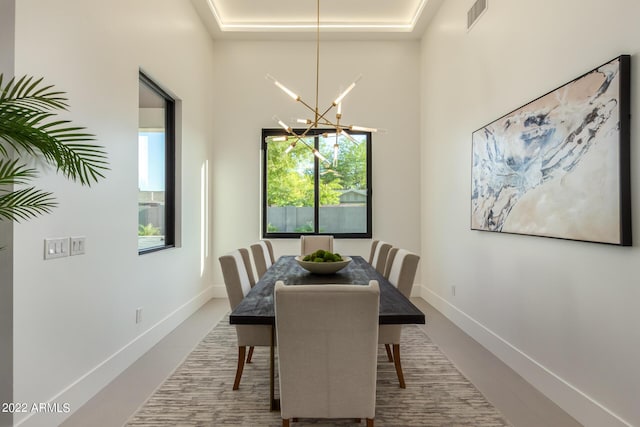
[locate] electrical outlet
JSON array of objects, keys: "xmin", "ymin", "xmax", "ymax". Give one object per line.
[
  {"xmin": 136, "ymin": 307, "xmax": 143, "ymax": 324},
  {"xmin": 70, "ymin": 236, "xmax": 86, "ymax": 256},
  {"xmin": 44, "ymin": 238, "xmax": 69, "ymax": 260}
]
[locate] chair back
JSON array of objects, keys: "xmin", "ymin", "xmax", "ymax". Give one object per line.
[
  {"xmin": 250, "ymin": 240, "xmax": 275, "ymax": 278},
  {"xmin": 218, "ymin": 248, "xmax": 256, "ymax": 309},
  {"xmin": 367, "ymin": 240, "xmax": 379, "ymax": 263},
  {"xmin": 369, "ymin": 240, "xmax": 391, "ymax": 276},
  {"xmin": 300, "ymin": 235, "xmax": 333, "ymax": 255},
  {"xmin": 384, "ymin": 248, "xmax": 420, "ymax": 297},
  {"xmin": 275, "ymin": 280, "xmax": 379, "ymax": 421}
]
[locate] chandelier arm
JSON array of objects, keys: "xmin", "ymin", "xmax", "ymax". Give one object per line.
[
  {"xmin": 318, "ymin": 118, "xmax": 338, "ymax": 128},
  {"xmin": 280, "ymin": 123, "xmax": 317, "ymax": 149},
  {"xmin": 284, "ymin": 130, "xmax": 330, "ymax": 165},
  {"xmin": 280, "ymin": 131, "xmax": 312, "ymax": 155},
  {"xmin": 293, "ymin": 135, "xmax": 314, "ymax": 151},
  {"xmin": 298, "ymin": 98, "xmax": 322, "ymax": 119},
  {"xmin": 310, "ymin": 103, "xmax": 337, "ymax": 129},
  {"xmin": 282, "ymin": 128, "xmax": 306, "ymax": 142},
  {"xmin": 298, "ymin": 120, "xmax": 320, "ymax": 139}
]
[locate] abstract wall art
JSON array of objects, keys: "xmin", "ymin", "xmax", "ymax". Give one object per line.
[{"xmin": 471, "ymin": 55, "xmax": 631, "ymax": 245}]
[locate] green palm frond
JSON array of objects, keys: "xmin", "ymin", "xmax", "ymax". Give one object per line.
[
  {"xmin": 0, "ymin": 158, "xmax": 38, "ymax": 186},
  {"xmin": 0, "ymin": 75, "xmax": 109, "ymax": 185},
  {"xmin": 0, "ymin": 186, "xmax": 57, "ymax": 222},
  {"xmin": 0, "ymin": 75, "xmax": 68, "ymax": 112},
  {"xmin": 0, "ymin": 74, "xmax": 109, "ymax": 223}
]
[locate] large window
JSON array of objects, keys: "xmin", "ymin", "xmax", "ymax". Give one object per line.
[
  {"xmin": 262, "ymin": 128, "xmax": 372, "ymax": 238},
  {"xmin": 138, "ymin": 72, "xmax": 175, "ymax": 253}
]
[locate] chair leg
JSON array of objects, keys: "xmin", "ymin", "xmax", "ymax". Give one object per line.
[
  {"xmin": 246, "ymin": 346, "xmax": 255, "ymax": 363},
  {"xmin": 366, "ymin": 418, "xmax": 374, "ymax": 427},
  {"xmin": 282, "ymin": 419, "xmax": 290, "ymax": 427},
  {"xmin": 392, "ymin": 344, "xmax": 406, "ymax": 388},
  {"xmin": 233, "ymin": 346, "xmax": 246, "ymax": 390},
  {"xmin": 384, "ymin": 344, "xmax": 393, "ymax": 362}
]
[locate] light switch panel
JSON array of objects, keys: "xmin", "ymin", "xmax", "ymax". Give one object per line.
[
  {"xmin": 44, "ymin": 238, "xmax": 69, "ymax": 260},
  {"xmin": 70, "ymin": 236, "xmax": 86, "ymax": 256}
]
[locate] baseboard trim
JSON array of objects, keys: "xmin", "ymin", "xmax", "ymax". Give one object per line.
[
  {"xmin": 419, "ymin": 285, "xmax": 632, "ymax": 427},
  {"xmin": 210, "ymin": 284, "xmax": 227, "ymax": 298},
  {"xmin": 15, "ymin": 286, "xmax": 215, "ymax": 427}
]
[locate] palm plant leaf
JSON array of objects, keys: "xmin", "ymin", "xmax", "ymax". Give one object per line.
[
  {"xmin": 0, "ymin": 158, "xmax": 38, "ymax": 186},
  {"xmin": 0, "ymin": 74, "xmax": 109, "ymax": 224},
  {"xmin": 0, "ymin": 186, "xmax": 57, "ymax": 222},
  {"xmin": 0, "ymin": 75, "xmax": 68, "ymax": 111},
  {"xmin": 0, "ymin": 74, "xmax": 109, "ymax": 186}
]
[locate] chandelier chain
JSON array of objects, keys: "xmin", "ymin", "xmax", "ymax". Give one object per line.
[{"xmin": 315, "ymin": 0, "xmax": 320, "ymax": 125}]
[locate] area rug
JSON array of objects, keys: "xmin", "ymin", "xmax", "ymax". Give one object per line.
[{"xmin": 126, "ymin": 316, "xmax": 511, "ymax": 426}]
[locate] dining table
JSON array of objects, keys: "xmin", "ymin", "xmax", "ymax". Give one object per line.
[{"xmin": 229, "ymin": 255, "xmax": 426, "ymax": 410}]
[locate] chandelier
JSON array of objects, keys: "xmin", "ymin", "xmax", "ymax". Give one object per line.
[{"xmin": 265, "ymin": 0, "xmax": 380, "ymax": 167}]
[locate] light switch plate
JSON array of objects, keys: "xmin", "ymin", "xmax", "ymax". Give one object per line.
[
  {"xmin": 44, "ymin": 238, "xmax": 69, "ymax": 260},
  {"xmin": 70, "ymin": 236, "xmax": 86, "ymax": 256}
]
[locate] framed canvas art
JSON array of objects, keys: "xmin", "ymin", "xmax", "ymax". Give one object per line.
[{"xmin": 471, "ymin": 55, "xmax": 631, "ymax": 245}]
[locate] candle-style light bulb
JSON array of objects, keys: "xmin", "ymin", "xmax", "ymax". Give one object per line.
[
  {"xmin": 333, "ymin": 74, "xmax": 363, "ymax": 105},
  {"xmin": 266, "ymin": 74, "xmax": 300, "ymax": 101},
  {"xmin": 273, "ymin": 115, "xmax": 292, "ymax": 133},
  {"xmin": 350, "ymin": 125, "xmax": 378, "ymax": 133},
  {"xmin": 268, "ymin": 135, "xmax": 288, "ymax": 142},
  {"xmin": 278, "ymin": 120, "xmax": 290, "ymax": 130},
  {"xmin": 312, "ymin": 149, "xmax": 328, "ymax": 163},
  {"xmin": 284, "ymin": 143, "xmax": 296, "ymax": 154},
  {"xmin": 340, "ymin": 130, "xmax": 360, "ymax": 145}
]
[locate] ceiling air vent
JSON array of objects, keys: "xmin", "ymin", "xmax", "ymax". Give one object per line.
[{"xmin": 467, "ymin": 0, "xmax": 487, "ymax": 31}]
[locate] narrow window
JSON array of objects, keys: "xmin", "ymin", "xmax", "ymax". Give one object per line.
[
  {"xmin": 262, "ymin": 128, "xmax": 372, "ymax": 238},
  {"xmin": 138, "ymin": 72, "xmax": 175, "ymax": 253}
]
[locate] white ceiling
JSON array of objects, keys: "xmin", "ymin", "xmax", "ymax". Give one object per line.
[{"xmin": 191, "ymin": 0, "xmax": 444, "ymax": 40}]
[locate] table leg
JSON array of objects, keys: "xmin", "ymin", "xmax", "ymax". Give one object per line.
[{"xmin": 270, "ymin": 324, "xmax": 280, "ymax": 411}]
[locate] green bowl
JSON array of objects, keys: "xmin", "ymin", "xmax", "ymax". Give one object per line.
[{"xmin": 295, "ymin": 256, "xmax": 352, "ymax": 274}]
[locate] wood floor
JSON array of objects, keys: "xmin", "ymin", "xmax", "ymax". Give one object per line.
[{"xmin": 61, "ymin": 297, "xmax": 580, "ymax": 427}]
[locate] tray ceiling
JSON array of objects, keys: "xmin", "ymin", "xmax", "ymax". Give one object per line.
[{"xmin": 191, "ymin": 0, "xmax": 444, "ymax": 40}]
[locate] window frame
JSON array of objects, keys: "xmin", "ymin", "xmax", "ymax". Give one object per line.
[
  {"xmin": 261, "ymin": 128, "xmax": 372, "ymax": 239},
  {"xmin": 138, "ymin": 71, "xmax": 176, "ymax": 254}
]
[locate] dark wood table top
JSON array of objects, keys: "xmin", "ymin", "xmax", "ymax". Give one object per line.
[{"xmin": 229, "ymin": 255, "xmax": 426, "ymax": 326}]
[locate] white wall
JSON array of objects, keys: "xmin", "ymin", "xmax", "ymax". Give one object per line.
[
  {"xmin": 420, "ymin": 1, "xmax": 640, "ymax": 426},
  {"xmin": 12, "ymin": 1, "xmax": 215, "ymax": 425},
  {"xmin": 210, "ymin": 40, "xmax": 422, "ymax": 286}
]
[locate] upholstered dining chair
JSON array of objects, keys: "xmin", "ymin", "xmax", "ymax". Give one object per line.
[
  {"xmin": 379, "ymin": 248, "xmax": 420, "ymax": 388},
  {"xmin": 300, "ymin": 235, "xmax": 333, "ymax": 255},
  {"xmin": 219, "ymin": 248, "xmax": 272, "ymax": 390},
  {"xmin": 275, "ymin": 280, "xmax": 380, "ymax": 427},
  {"xmin": 250, "ymin": 239, "xmax": 275, "ymax": 278},
  {"xmin": 368, "ymin": 240, "xmax": 392, "ymax": 276}
]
